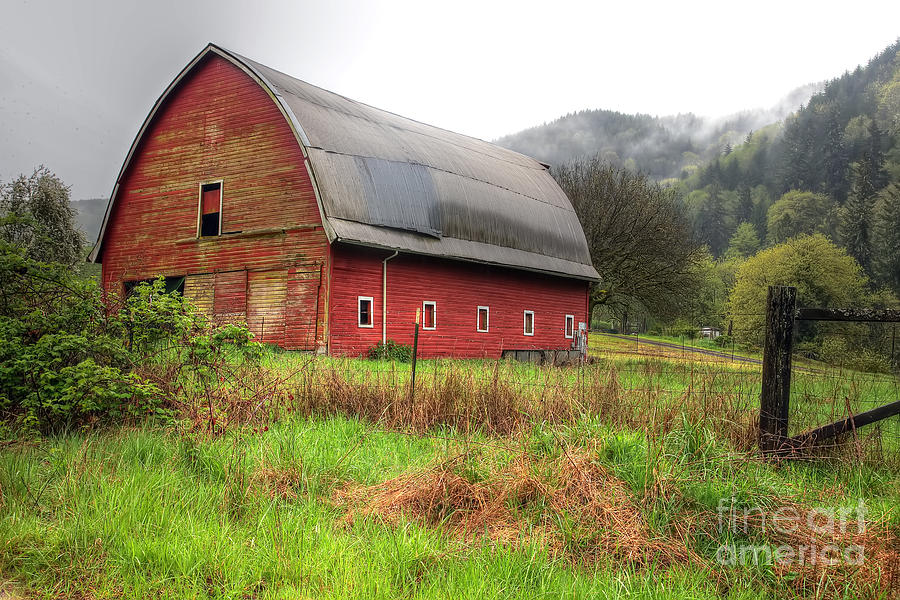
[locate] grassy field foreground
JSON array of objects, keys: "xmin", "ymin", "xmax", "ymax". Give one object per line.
[{"xmin": 0, "ymin": 337, "xmax": 898, "ymax": 598}]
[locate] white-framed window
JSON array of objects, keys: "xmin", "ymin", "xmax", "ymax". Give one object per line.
[
  {"xmin": 523, "ymin": 310, "xmax": 534, "ymax": 336},
  {"xmin": 422, "ymin": 301, "xmax": 436, "ymax": 330},
  {"xmin": 476, "ymin": 306, "xmax": 489, "ymax": 332},
  {"xmin": 358, "ymin": 296, "xmax": 374, "ymax": 328},
  {"xmin": 198, "ymin": 180, "xmax": 223, "ymax": 237},
  {"xmin": 565, "ymin": 314, "xmax": 575, "ymax": 339}
]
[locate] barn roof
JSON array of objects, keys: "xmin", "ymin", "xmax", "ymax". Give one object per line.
[{"xmin": 90, "ymin": 44, "xmax": 599, "ymax": 281}]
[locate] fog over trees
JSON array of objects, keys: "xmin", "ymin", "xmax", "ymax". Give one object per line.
[{"xmin": 495, "ymin": 83, "xmax": 822, "ymax": 182}]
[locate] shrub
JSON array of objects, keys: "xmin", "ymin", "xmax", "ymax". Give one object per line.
[
  {"xmin": 0, "ymin": 242, "xmax": 262, "ymax": 432},
  {"xmin": 669, "ymin": 322, "xmax": 698, "ymax": 339},
  {"xmin": 592, "ymin": 320, "xmax": 618, "ymax": 333},
  {"xmin": 713, "ymin": 334, "xmax": 733, "ymax": 348},
  {"xmin": 812, "ymin": 337, "xmax": 892, "ymax": 373},
  {"xmin": 367, "ymin": 339, "xmax": 413, "ymax": 362},
  {"xmin": 0, "ymin": 244, "xmax": 160, "ymax": 431}
]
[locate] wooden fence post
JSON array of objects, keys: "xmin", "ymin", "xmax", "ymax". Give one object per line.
[
  {"xmin": 410, "ymin": 308, "xmax": 420, "ymax": 399},
  {"xmin": 760, "ymin": 285, "xmax": 796, "ymax": 455}
]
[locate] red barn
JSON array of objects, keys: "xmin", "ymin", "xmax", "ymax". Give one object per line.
[{"xmin": 90, "ymin": 44, "xmax": 599, "ymax": 359}]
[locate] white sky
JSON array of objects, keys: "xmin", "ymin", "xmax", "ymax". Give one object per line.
[{"xmin": 1, "ymin": 0, "xmax": 898, "ymax": 199}]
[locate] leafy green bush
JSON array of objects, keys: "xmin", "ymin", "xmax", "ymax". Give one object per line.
[
  {"xmin": 813, "ymin": 337, "xmax": 892, "ymax": 373},
  {"xmin": 592, "ymin": 320, "xmax": 615, "ymax": 333},
  {"xmin": 669, "ymin": 322, "xmax": 698, "ymax": 339},
  {"xmin": 367, "ymin": 339, "xmax": 413, "ymax": 362},
  {"xmin": 0, "ymin": 244, "xmax": 157, "ymax": 431},
  {"xmin": 0, "ymin": 170, "xmax": 264, "ymax": 433},
  {"xmin": 713, "ymin": 334, "xmax": 733, "ymax": 348},
  {"xmin": 0, "ymin": 241, "xmax": 262, "ymax": 432}
]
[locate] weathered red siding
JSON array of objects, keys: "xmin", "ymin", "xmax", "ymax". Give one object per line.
[
  {"xmin": 101, "ymin": 52, "xmax": 591, "ymax": 358},
  {"xmin": 329, "ymin": 244, "xmax": 590, "ymax": 358},
  {"xmin": 99, "ymin": 54, "xmax": 330, "ymax": 350}
]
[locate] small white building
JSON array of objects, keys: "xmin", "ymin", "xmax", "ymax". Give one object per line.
[{"xmin": 700, "ymin": 327, "xmax": 722, "ymax": 340}]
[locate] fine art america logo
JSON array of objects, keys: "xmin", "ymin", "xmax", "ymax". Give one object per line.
[{"xmin": 716, "ymin": 497, "xmax": 867, "ymax": 567}]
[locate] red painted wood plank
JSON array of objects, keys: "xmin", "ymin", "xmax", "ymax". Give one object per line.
[
  {"xmin": 328, "ymin": 244, "xmax": 590, "ymax": 359},
  {"xmin": 100, "ymin": 54, "xmax": 330, "ymax": 351}
]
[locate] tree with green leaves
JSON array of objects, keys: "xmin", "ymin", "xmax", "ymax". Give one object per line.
[
  {"xmin": 553, "ymin": 157, "xmax": 702, "ymax": 325},
  {"xmin": 727, "ymin": 234, "xmax": 868, "ymax": 344},
  {"xmin": 725, "ymin": 222, "xmax": 760, "ymax": 260},
  {"xmin": 0, "ymin": 167, "xmax": 84, "ymax": 266},
  {"xmin": 766, "ymin": 190, "xmax": 837, "ymax": 245}
]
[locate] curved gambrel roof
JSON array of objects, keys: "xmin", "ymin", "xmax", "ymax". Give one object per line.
[{"xmin": 91, "ymin": 44, "xmax": 599, "ymax": 281}]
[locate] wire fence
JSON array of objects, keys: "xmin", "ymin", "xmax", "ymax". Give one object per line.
[{"xmin": 165, "ymin": 303, "xmax": 900, "ymax": 462}]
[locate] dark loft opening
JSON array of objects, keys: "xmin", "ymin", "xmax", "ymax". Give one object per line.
[
  {"xmin": 125, "ymin": 276, "xmax": 185, "ymax": 297},
  {"xmin": 200, "ymin": 182, "xmax": 221, "ymax": 237}
]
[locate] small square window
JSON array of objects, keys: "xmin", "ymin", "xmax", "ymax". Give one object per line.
[
  {"xmin": 477, "ymin": 306, "xmax": 489, "ymax": 332},
  {"xmin": 523, "ymin": 310, "xmax": 534, "ymax": 336},
  {"xmin": 358, "ymin": 296, "xmax": 374, "ymax": 328},
  {"xmin": 423, "ymin": 301, "xmax": 436, "ymax": 330},
  {"xmin": 199, "ymin": 182, "xmax": 222, "ymax": 237},
  {"xmin": 565, "ymin": 314, "xmax": 575, "ymax": 339}
]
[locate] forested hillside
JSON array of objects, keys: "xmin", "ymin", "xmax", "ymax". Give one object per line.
[
  {"xmin": 495, "ymin": 84, "xmax": 820, "ymax": 182},
  {"xmin": 680, "ymin": 40, "xmax": 900, "ymax": 293}
]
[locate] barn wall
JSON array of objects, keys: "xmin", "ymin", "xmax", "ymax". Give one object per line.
[
  {"xmin": 99, "ymin": 54, "xmax": 330, "ymax": 350},
  {"xmin": 329, "ymin": 244, "xmax": 590, "ymax": 358}
]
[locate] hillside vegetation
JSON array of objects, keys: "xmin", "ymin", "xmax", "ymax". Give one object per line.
[
  {"xmin": 679, "ymin": 40, "xmax": 900, "ymax": 286},
  {"xmin": 497, "ymin": 40, "xmax": 900, "ymax": 359},
  {"xmin": 495, "ymin": 84, "xmax": 820, "ymax": 183}
]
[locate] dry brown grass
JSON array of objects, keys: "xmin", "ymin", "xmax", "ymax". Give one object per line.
[
  {"xmin": 336, "ymin": 448, "xmax": 699, "ymax": 570},
  {"xmin": 333, "ymin": 448, "xmax": 900, "ymax": 598},
  {"xmin": 737, "ymin": 497, "xmax": 900, "ymax": 597},
  {"xmin": 252, "ymin": 464, "xmax": 305, "ymax": 500},
  {"xmin": 267, "ymin": 362, "xmax": 761, "ymax": 454},
  {"xmin": 154, "ymin": 351, "xmax": 898, "ymax": 598}
]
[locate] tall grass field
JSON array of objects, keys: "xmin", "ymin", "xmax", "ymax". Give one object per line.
[{"xmin": 0, "ymin": 335, "xmax": 897, "ymax": 599}]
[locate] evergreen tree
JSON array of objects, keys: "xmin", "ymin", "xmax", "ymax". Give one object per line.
[
  {"xmin": 822, "ymin": 103, "xmax": 849, "ymax": 202},
  {"xmin": 872, "ymin": 183, "xmax": 900, "ymax": 293},
  {"xmin": 698, "ymin": 184, "xmax": 730, "ymax": 256},
  {"xmin": 839, "ymin": 192, "xmax": 874, "ymax": 274},
  {"xmin": 840, "ymin": 142, "xmax": 888, "ymax": 274},
  {"xmin": 736, "ymin": 183, "xmax": 753, "ymax": 224},
  {"xmin": 864, "ymin": 121, "xmax": 890, "ymax": 191},
  {"xmin": 702, "ymin": 159, "xmax": 723, "ymax": 187},
  {"xmin": 749, "ymin": 185, "xmax": 772, "ymax": 240},
  {"xmin": 723, "ymin": 157, "xmax": 741, "ymax": 189},
  {"xmin": 725, "ymin": 222, "xmax": 760, "ymax": 259}
]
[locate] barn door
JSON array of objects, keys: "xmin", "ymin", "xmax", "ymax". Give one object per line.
[
  {"xmin": 285, "ymin": 264, "xmax": 323, "ymax": 350},
  {"xmin": 247, "ymin": 270, "xmax": 287, "ymax": 346},
  {"xmin": 213, "ymin": 270, "xmax": 247, "ymax": 326},
  {"xmin": 183, "ymin": 273, "xmax": 215, "ymax": 320}
]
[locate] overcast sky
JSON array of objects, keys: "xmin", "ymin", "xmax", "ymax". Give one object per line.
[{"xmin": 1, "ymin": 0, "xmax": 899, "ymax": 200}]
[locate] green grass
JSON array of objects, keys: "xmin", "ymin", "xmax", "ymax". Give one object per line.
[
  {"xmin": 0, "ymin": 416, "xmax": 896, "ymax": 599},
  {"xmin": 0, "ymin": 339, "xmax": 898, "ymax": 598}
]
